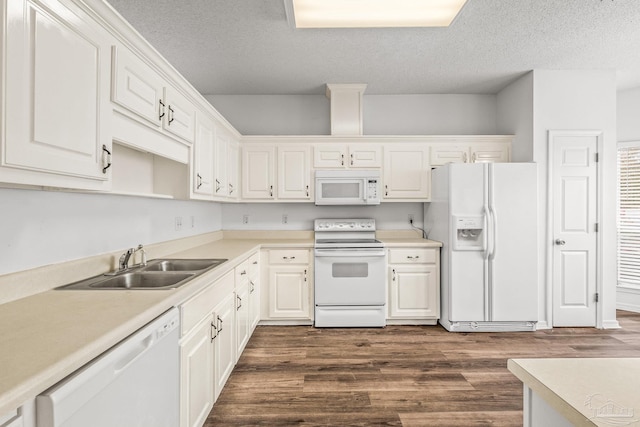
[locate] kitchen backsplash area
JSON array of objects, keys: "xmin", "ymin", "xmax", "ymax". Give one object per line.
[
  {"xmin": 0, "ymin": 188, "xmax": 222, "ymax": 276},
  {"xmin": 222, "ymin": 202, "xmax": 424, "ymax": 231}
]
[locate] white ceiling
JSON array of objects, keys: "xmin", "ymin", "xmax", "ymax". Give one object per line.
[{"xmin": 106, "ymin": 0, "xmax": 640, "ymax": 95}]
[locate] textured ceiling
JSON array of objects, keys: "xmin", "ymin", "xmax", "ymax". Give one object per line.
[{"xmin": 106, "ymin": 0, "xmax": 640, "ymax": 95}]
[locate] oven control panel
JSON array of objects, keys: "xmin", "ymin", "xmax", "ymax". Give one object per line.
[{"xmin": 315, "ymin": 219, "xmax": 376, "ymax": 231}]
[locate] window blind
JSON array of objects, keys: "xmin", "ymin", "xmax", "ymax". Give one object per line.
[{"xmin": 618, "ymin": 144, "xmax": 640, "ymax": 287}]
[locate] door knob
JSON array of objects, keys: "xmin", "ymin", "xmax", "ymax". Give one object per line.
[{"xmin": 555, "ymin": 239, "xmax": 566, "ymax": 245}]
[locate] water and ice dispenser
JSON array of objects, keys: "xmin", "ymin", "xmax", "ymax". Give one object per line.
[{"xmin": 453, "ymin": 216, "xmax": 484, "ymax": 250}]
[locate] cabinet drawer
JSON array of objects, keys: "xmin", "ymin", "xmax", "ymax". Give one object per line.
[
  {"xmin": 388, "ymin": 248, "xmax": 436, "ymax": 264},
  {"xmin": 268, "ymin": 249, "xmax": 309, "ymax": 264},
  {"xmin": 181, "ymin": 269, "xmax": 234, "ymax": 335},
  {"xmin": 235, "ymin": 259, "xmax": 250, "ymax": 286}
]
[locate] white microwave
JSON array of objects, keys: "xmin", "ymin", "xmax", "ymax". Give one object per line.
[{"xmin": 315, "ymin": 170, "xmax": 381, "ymax": 205}]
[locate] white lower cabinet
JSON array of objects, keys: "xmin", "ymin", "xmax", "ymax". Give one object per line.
[
  {"xmin": 179, "ymin": 252, "xmax": 261, "ymax": 427},
  {"xmin": 387, "ymin": 248, "xmax": 440, "ymax": 324},
  {"xmin": 0, "ymin": 399, "xmax": 34, "ymax": 427},
  {"xmin": 248, "ymin": 252, "xmax": 261, "ymax": 331},
  {"xmin": 263, "ymin": 249, "xmax": 313, "ymax": 322},
  {"xmin": 180, "ymin": 316, "xmax": 215, "ymax": 427}
]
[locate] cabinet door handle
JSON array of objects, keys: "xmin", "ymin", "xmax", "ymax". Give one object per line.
[
  {"xmin": 341, "ymin": 154, "xmax": 344, "ymax": 166},
  {"xmin": 350, "ymin": 153, "xmax": 354, "ymax": 166},
  {"xmin": 282, "ymin": 256, "xmax": 296, "ymax": 260},
  {"xmin": 240, "ymin": 270, "xmax": 247, "ymax": 275},
  {"xmin": 392, "ymin": 268, "xmax": 396, "ymax": 281},
  {"xmin": 158, "ymin": 99, "xmax": 165, "ymax": 121},
  {"xmin": 252, "ymin": 260, "xmax": 258, "ymax": 265},
  {"xmin": 463, "ymin": 152, "xmax": 468, "ymax": 163},
  {"xmin": 472, "ymin": 153, "xmax": 477, "ymax": 163},
  {"xmin": 270, "ymin": 185, "xmax": 273, "ymax": 197},
  {"xmin": 306, "ymin": 185, "xmax": 309, "ymax": 197},
  {"xmin": 385, "ymin": 184, "xmax": 388, "ymax": 196},
  {"xmin": 250, "ymin": 280, "xmax": 255, "ymax": 293},
  {"xmin": 102, "ymin": 145, "xmax": 112, "ymax": 174},
  {"xmin": 304, "ymin": 269, "xmax": 307, "ymax": 282},
  {"xmin": 211, "ymin": 320, "xmax": 218, "ymax": 342},
  {"xmin": 217, "ymin": 315, "xmax": 223, "ymax": 333},
  {"xmin": 215, "ymin": 179, "xmax": 221, "ymax": 193},
  {"xmin": 229, "ymin": 183, "xmax": 234, "ymax": 194},
  {"xmin": 168, "ymin": 105, "xmax": 175, "ymax": 124},
  {"xmin": 407, "ymin": 255, "xmax": 420, "ymax": 260},
  {"xmin": 197, "ymin": 173, "xmax": 203, "ymax": 189},
  {"xmin": 236, "ymin": 295, "xmax": 242, "ymax": 310}
]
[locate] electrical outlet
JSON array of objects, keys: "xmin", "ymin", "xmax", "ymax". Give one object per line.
[
  {"xmin": 243, "ymin": 215, "xmax": 249, "ymax": 224},
  {"xmin": 175, "ymin": 216, "xmax": 183, "ymax": 231},
  {"xmin": 408, "ymin": 214, "xmax": 414, "ymax": 224},
  {"xmin": 282, "ymin": 214, "xmax": 288, "ymax": 224}
]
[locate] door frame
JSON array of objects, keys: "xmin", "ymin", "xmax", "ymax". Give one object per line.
[{"xmin": 546, "ymin": 130, "xmax": 604, "ymax": 328}]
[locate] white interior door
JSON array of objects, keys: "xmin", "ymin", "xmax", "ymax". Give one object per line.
[{"xmin": 550, "ymin": 132, "xmax": 599, "ymax": 327}]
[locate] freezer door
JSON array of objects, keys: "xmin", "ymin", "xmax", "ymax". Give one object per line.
[
  {"xmin": 488, "ymin": 163, "xmax": 538, "ymax": 321},
  {"xmin": 448, "ymin": 163, "xmax": 487, "ymax": 321}
]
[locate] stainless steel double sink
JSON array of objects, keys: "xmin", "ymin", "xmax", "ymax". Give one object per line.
[{"xmin": 56, "ymin": 259, "xmax": 228, "ymax": 290}]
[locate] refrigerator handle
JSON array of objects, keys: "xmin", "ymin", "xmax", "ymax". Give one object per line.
[
  {"xmin": 488, "ymin": 205, "xmax": 497, "ymax": 260},
  {"xmin": 483, "ymin": 205, "xmax": 491, "ymax": 260}
]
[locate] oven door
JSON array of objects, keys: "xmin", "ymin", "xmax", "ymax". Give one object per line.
[{"xmin": 314, "ymin": 248, "xmax": 386, "ymax": 305}]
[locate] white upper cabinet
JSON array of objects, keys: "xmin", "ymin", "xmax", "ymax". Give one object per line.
[
  {"xmin": 383, "ymin": 145, "xmax": 430, "ymax": 200},
  {"xmin": 213, "ymin": 130, "xmax": 229, "ymax": 197},
  {"xmin": 112, "ymin": 46, "xmax": 196, "ymax": 145},
  {"xmin": 313, "ymin": 144, "xmax": 381, "ymax": 169},
  {"xmin": 242, "ymin": 145, "xmax": 276, "ymax": 199},
  {"xmin": 430, "ymin": 139, "xmax": 511, "ymax": 166},
  {"xmin": 278, "ymin": 146, "xmax": 311, "ymax": 200},
  {"xmin": 227, "ymin": 140, "xmax": 239, "ymax": 200},
  {"xmin": 2, "ymin": 0, "xmax": 112, "ymax": 189},
  {"xmin": 192, "ymin": 114, "xmax": 215, "ymax": 198}
]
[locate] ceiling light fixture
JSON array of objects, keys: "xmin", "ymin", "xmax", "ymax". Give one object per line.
[{"xmin": 285, "ymin": 0, "xmax": 468, "ymax": 29}]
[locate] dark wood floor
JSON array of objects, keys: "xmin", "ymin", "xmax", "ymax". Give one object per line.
[{"xmin": 206, "ymin": 311, "xmax": 640, "ymax": 426}]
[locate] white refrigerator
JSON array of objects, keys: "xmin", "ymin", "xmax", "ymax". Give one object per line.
[{"xmin": 426, "ymin": 162, "xmax": 538, "ymax": 332}]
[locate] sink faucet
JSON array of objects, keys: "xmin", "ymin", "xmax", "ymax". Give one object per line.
[{"xmin": 118, "ymin": 248, "xmax": 135, "ymax": 271}]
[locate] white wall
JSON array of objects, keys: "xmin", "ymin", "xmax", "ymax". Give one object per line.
[
  {"xmin": 223, "ymin": 203, "xmax": 424, "ymax": 232},
  {"xmin": 0, "ymin": 188, "xmax": 222, "ymax": 275},
  {"xmin": 496, "ymin": 72, "xmax": 534, "ymax": 162},
  {"xmin": 208, "ymin": 94, "xmax": 497, "ymax": 135},
  {"xmin": 532, "ymin": 70, "xmax": 618, "ymax": 328},
  {"xmin": 618, "ymin": 87, "xmax": 640, "ymax": 142}
]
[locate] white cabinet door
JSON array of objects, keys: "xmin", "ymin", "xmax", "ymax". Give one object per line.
[
  {"xmin": 278, "ymin": 146, "xmax": 311, "ymax": 200},
  {"xmin": 235, "ymin": 281, "xmax": 250, "ymax": 356},
  {"xmin": 470, "ymin": 144, "xmax": 509, "ymax": 163},
  {"xmin": 214, "ymin": 131, "xmax": 229, "ymax": 197},
  {"xmin": 180, "ymin": 316, "xmax": 214, "ymax": 427},
  {"xmin": 111, "ymin": 45, "xmax": 164, "ymax": 127},
  {"xmin": 313, "ymin": 144, "xmax": 381, "ymax": 168},
  {"xmin": 348, "ymin": 145, "xmax": 382, "ymax": 168},
  {"xmin": 383, "ymin": 145, "xmax": 430, "ymax": 200},
  {"xmin": 163, "ymin": 86, "xmax": 196, "ymax": 143},
  {"xmin": 430, "ymin": 145, "xmax": 469, "ymax": 166},
  {"xmin": 313, "ymin": 145, "xmax": 346, "ymax": 168},
  {"xmin": 268, "ymin": 266, "xmax": 310, "ymax": 319},
  {"xmin": 248, "ymin": 253, "xmax": 261, "ymax": 331},
  {"xmin": 192, "ymin": 114, "xmax": 215, "ymax": 197},
  {"xmin": 3, "ymin": 0, "xmax": 111, "ymax": 186},
  {"xmin": 389, "ymin": 265, "xmax": 439, "ymax": 319},
  {"xmin": 242, "ymin": 145, "xmax": 276, "ymax": 199},
  {"xmin": 213, "ymin": 293, "xmax": 236, "ymax": 401},
  {"xmin": 227, "ymin": 140, "xmax": 239, "ymax": 199}
]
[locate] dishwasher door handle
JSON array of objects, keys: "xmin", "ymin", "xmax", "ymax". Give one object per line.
[{"xmin": 113, "ymin": 334, "xmax": 155, "ymax": 374}]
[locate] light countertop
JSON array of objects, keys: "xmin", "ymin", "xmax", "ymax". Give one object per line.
[
  {"xmin": 508, "ymin": 358, "xmax": 640, "ymax": 426},
  {"xmin": 0, "ymin": 232, "xmax": 439, "ymax": 416}
]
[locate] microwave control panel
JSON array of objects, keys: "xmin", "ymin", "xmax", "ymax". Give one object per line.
[{"xmin": 367, "ymin": 179, "xmax": 378, "ymax": 199}]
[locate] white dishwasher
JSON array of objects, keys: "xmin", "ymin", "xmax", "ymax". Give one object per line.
[{"xmin": 36, "ymin": 308, "xmax": 180, "ymax": 427}]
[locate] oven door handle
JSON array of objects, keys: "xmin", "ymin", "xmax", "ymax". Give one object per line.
[{"xmin": 314, "ymin": 249, "xmax": 386, "ymax": 257}]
